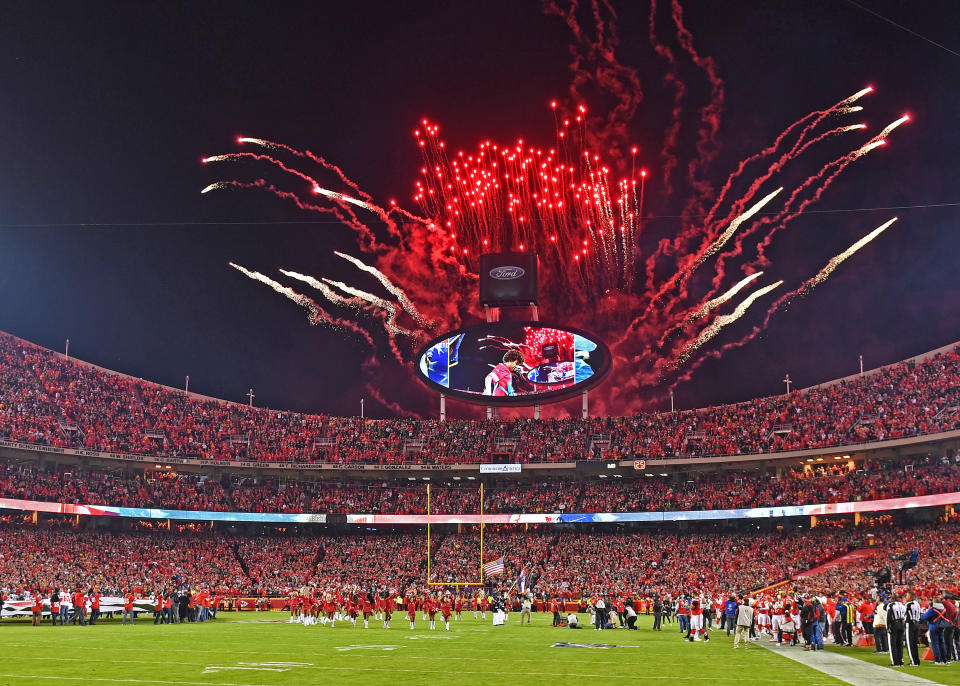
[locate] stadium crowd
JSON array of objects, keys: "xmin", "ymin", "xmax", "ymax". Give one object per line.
[
  {"xmin": 1, "ymin": 519, "xmax": 953, "ymax": 600},
  {"xmin": 0, "ymin": 457, "xmax": 956, "ymax": 515},
  {"xmin": 0, "ymin": 332, "xmax": 958, "ymax": 464},
  {"xmin": 0, "ymin": 456, "xmax": 957, "ymax": 515}
]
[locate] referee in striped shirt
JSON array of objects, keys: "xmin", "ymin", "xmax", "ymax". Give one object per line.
[
  {"xmin": 886, "ymin": 594, "xmax": 907, "ymax": 667},
  {"xmin": 905, "ymin": 591, "xmax": 923, "ymax": 667}
]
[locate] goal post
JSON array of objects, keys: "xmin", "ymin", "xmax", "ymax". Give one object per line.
[{"xmin": 426, "ymin": 482, "xmax": 485, "ymax": 587}]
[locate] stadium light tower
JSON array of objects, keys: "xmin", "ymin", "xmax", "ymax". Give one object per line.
[
  {"xmin": 185, "ymin": 375, "xmax": 190, "ymax": 394},
  {"xmin": 783, "ymin": 373, "xmax": 792, "ymax": 394},
  {"xmin": 65, "ymin": 338, "xmax": 70, "ymax": 359},
  {"xmin": 247, "ymin": 388, "xmax": 255, "ymax": 407}
]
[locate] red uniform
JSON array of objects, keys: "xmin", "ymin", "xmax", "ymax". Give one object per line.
[{"xmin": 490, "ymin": 364, "xmax": 513, "ymax": 395}]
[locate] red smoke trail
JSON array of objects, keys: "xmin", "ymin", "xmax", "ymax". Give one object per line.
[
  {"xmin": 748, "ymin": 144, "xmax": 882, "ymax": 269},
  {"xmin": 648, "ymin": 0, "xmax": 685, "ymax": 197},
  {"xmin": 238, "ymin": 137, "xmax": 376, "ymax": 205},
  {"xmin": 204, "ymin": 179, "xmax": 381, "ymax": 248},
  {"xmin": 671, "ymin": 217, "xmax": 898, "ymax": 390},
  {"xmin": 638, "ymin": 0, "xmax": 729, "ymax": 299},
  {"xmin": 701, "ymin": 123, "xmax": 867, "ymax": 300},
  {"xmin": 203, "ymin": 152, "xmax": 383, "ymax": 246},
  {"xmin": 237, "ymin": 136, "xmax": 404, "ymax": 238},
  {"xmin": 671, "ymin": 0, "xmax": 724, "ymax": 225},
  {"xmin": 543, "ymin": 0, "xmax": 643, "ymax": 163}
]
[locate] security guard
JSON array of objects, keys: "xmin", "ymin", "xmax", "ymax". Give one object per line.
[
  {"xmin": 886, "ymin": 594, "xmax": 907, "ymax": 667},
  {"xmin": 904, "ymin": 591, "xmax": 923, "ymax": 667}
]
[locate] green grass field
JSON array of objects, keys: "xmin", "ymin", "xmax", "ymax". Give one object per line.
[{"xmin": 0, "ymin": 612, "xmax": 955, "ymax": 686}]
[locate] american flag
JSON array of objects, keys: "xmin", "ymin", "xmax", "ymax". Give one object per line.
[{"xmin": 482, "ymin": 557, "xmax": 505, "ymax": 577}]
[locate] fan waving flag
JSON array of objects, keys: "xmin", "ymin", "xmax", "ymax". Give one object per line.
[{"xmin": 482, "ymin": 557, "xmax": 505, "ymax": 577}]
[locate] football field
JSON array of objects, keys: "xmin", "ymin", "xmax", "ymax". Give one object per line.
[{"xmin": 0, "ymin": 612, "xmax": 954, "ymax": 686}]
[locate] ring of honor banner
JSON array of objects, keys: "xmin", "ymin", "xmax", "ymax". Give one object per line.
[{"xmin": 1, "ymin": 491, "xmax": 959, "ymax": 525}]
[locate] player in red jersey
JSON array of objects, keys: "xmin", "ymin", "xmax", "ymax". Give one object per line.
[
  {"xmin": 89, "ymin": 589, "xmax": 102, "ymax": 625},
  {"xmin": 756, "ymin": 596, "xmax": 772, "ymax": 636},
  {"xmin": 122, "ymin": 590, "xmax": 135, "ymax": 626},
  {"xmin": 686, "ymin": 596, "xmax": 710, "ymax": 642},
  {"xmin": 483, "ymin": 350, "xmax": 525, "ymax": 396},
  {"xmin": 153, "ymin": 591, "xmax": 164, "ymax": 625},
  {"xmin": 31, "ymin": 590, "xmax": 43, "ymax": 627},
  {"xmin": 770, "ymin": 596, "xmax": 783, "ymax": 641}
]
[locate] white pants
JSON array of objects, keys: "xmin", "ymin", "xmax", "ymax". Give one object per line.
[{"xmin": 689, "ymin": 614, "xmax": 703, "ymax": 631}]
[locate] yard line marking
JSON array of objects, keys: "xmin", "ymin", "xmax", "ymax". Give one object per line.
[{"xmin": 0, "ymin": 675, "xmax": 261, "ymax": 686}]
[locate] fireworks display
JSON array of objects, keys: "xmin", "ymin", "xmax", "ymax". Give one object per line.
[{"xmin": 204, "ymin": 1, "xmax": 907, "ymax": 415}]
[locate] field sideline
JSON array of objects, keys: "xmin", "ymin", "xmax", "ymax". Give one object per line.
[{"xmin": 0, "ymin": 612, "xmax": 864, "ymax": 686}]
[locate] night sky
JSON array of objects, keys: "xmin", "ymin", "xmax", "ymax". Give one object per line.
[{"xmin": 1, "ymin": 0, "xmax": 958, "ymax": 419}]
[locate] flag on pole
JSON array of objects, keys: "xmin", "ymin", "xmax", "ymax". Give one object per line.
[
  {"xmin": 517, "ymin": 567, "xmax": 529, "ymax": 593},
  {"xmin": 482, "ymin": 557, "xmax": 505, "ymax": 577}
]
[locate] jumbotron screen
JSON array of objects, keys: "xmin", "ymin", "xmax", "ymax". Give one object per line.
[{"xmin": 416, "ymin": 322, "xmax": 610, "ymax": 405}]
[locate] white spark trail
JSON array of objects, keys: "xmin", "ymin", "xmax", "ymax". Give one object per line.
[
  {"xmin": 279, "ymin": 269, "xmax": 357, "ymax": 308},
  {"xmin": 229, "ymin": 263, "xmax": 327, "ymax": 326},
  {"xmin": 795, "ymin": 217, "xmax": 898, "ymax": 297},
  {"xmin": 321, "ymin": 279, "xmax": 414, "ymax": 338},
  {"xmin": 334, "ymin": 251, "xmax": 427, "ymax": 325},
  {"xmin": 690, "ymin": 272, "xmax": 765, "ymax": 321},
  {"xmin": 680, "ymin": 280, "xmax": 784, "ymax": 363},
  {"xmin": 695, "ymin": 187, "xmax": 784, "ymax": 266}
]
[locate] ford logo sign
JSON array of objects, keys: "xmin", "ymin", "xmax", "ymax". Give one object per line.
[{"xmin": 489, "ymin": 266, "xmax": 525, "ymax": 280}]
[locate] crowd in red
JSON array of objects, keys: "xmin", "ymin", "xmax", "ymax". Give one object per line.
[
  {"xmin": 0, "ymin": 332, "xmax": 958, "ymax": 464},
  {"xmin": 0, "ymin": 464, "xmax": 229, "ymax": 512},
  {"xmin": 794, "ymin": 522, "xmax": 960, "ymax": 598},
  {"xmin": 2, "ymin": 519, "xmax": 956, "ymax": 600},
  {"xmin": 577, "ymin": 456, "xmax": 960, "ymax": 512},
  {"xmin": 535, "ymin": 528, "xmax": 858, "ymax": 599},
  {"xmin": 0, "ymin": 523, "xmax": 247, "ymax": 595},
  {"xmin": 313, "ymin": 533, "xmax": 425, "ymax": 593},
  {"xmin": 1, "ymin": 456, "xmax": 957, "ymax": 515},
  {"xmin": 428, "ymin": 529, "xmax": 554, "ymax": 585}
]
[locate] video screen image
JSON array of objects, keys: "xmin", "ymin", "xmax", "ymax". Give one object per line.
[{"xmin": 417, "ymin": 324, "xmax": 606, "ymax": 401}]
